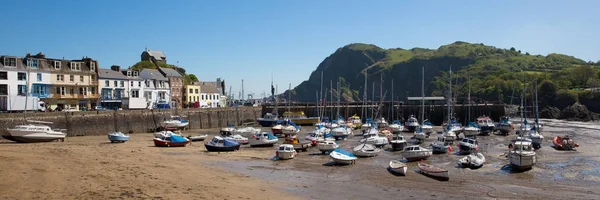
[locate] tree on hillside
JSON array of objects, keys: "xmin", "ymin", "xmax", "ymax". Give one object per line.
[
  {"xmin": 570, "ymin": 65, "xmax": 595, "ymax": 88},
  {"xmin": 189, "ymin": 74, "xmax": 199, "ymax": 82},
  {"xmin": 538, "ymin": 80, "xmax": 557, "ymax": 108}
]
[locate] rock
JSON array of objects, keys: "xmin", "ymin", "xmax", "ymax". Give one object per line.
[
  {"xmin": 560, "ymin": 102, "xmax": 599, "ymax": 121},
  {"xmin": 540, "ymin": 107, "xmax": 561, "ymax": 119}
]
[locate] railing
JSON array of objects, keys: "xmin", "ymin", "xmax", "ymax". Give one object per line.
[{"xmin": 49, "ymin": 94, "xmax": 99, "ymax": 99}]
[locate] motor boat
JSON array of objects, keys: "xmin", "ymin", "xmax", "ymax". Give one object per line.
[
  {"xmin": 187, "ymin": 134, "xmax": 208, "ymax": 141},
  {"xmin": 457, "ymin": 138, "xmax": 479, "ymax": 155},
  {"xmin": 553, "ymin": 135, "xmax": 579, "ymax": 150},
  {"xmin": 402, "ymin": 145, "xmax": 432, "ymax": 162},
  {"xmin": 220, "ymin": 126, "xmax": 236, "ymax": 136},
  {"xmin": 204, "ymin": 136, "xmax": 240, "ymax": 152},
  {"xmin": 335, "ymin": 116, "xmax": 346, "ymax": 126},
  {"xmin": 225, "ymin": 134, "xmax": 249, "ymax": 144},
  {"xmin": 430, "ymin": 136, "xmax": 452, "ymax": 154},
  {"xmin": 388, "ymin": 120, "xmax": 403, "ymax": 134},
  {"xmin": 360, "ymin": 131, "xmax": 389, "ymax": 147},
  {"xmin": 352, "ymin": 143, "xmax": 381, "ymax": 157},
  {"xmin": 232, "ymin": 127, "xmax": 261, "ymax": 138},
  {"xmin": 476, "ymin": 116, "xmax": 495, "ymax": 135},
  {"xmin": 276, "ymin": 144, "xmax": 297, "ymax": 160},
  {"xmin": 515, "ymin": 122, "xmax": 533, "ymax": 136},
  {"xmin": 525, "ymin": 126, "xmax": 544, "ymax": 149},
  {"xmin": 360, "ymin": 118, "xmax": 373, "ymax": 132},
  {"xmin": 418, "ymin": 162, "xmax": 449, "ymax": 181},
  {"xmin": 331, "ymin": 125, "xmax": 352, "ymax": 140},
  {"xmin": 282, "ymin": 121, "xmax": 301, "ymax": 135},
  {"xmin": 463, "ymin": 122, "xmax": 480, "ymax": 138},
  {"xmin": 317, "ymin": 140, "xmax": 339, "ymax": 154},
  {"xmin": 348, "ymin": 115, "xmax": 362, "ymax": 130},
  {"xmin": 108, "ymin": 132, "xmax": 129, "ymax": 143},
  {"xmin": 375, "ymin": 117, "xmax": 388, "ymax": 128},
  {"xmin": 457, "ymin": 153, "xmax": 486, "ymax": 169},
  {"xmin": 326, "ymin": 120, "xmax": 340, "ymax": 129},
  {"xmin": 421, "ymin": 120, "xmax": 434, "ymax": 135},
  {"xmin": 442, "ymin": 130, "xmax": 457, "ymax": 142},
  {"xmin": 283, "ymin": 135, "xmax": 311, "ymax": 152},
  {"xmin": 153, "ymin": 133, "xmax": 190, "ymax": 147},
  {"xmin": 154, "ymin": 131, "xmax": 181, "ymax": 138},
  {"xmin": 404, "ymin": 116, "xmax": 419, "ymax": 132},
  {"xmin": 413, "ymin": 128, "xmax": 427, "ymax": 142},
  {"xmin": 257, "ymin": 113, "xmax": 279, "ymax": 127},
  {"xmin": 496, "ymin": 116, "xmax": 514, "ymax": 135},
  {"xmin": 161, "ymin": 116, "xmax": 189, "ymax": 129},
  {"xmin": 249, "ymin": 132, "xmax": 279, "ymax": 147},
  {"xmin": 443, "ymin": 118, "xmax": 463, "ymax": 133},
  {"xmin": 271, "ymin": 120, "xmax": 285, "ymax": 135},
  {"xmin": 508, "ymin": 137, "xmax": 536, "ymax": 171},
  {"xmin": 4, "ymin": 121, "xmax": 66, "ymax": 143},
  {"xmin": 390, "ymin": 134, "xmax": 408, "ymax": 151},
  {"xmin": 329, "ymin": 149, "xmax": 357, "ymax": 165},
  {"xmin": 388, "ymin": 160, "xmax": 408, "ymax": 176}
]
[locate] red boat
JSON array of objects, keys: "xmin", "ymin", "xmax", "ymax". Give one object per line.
[
  {"xmin": 153, "ymin": 134, "xmax": 190, "ymax": 147},
  {"xmin": 552, "ymin": 135, "xmax": 579, "ymax": 150}
]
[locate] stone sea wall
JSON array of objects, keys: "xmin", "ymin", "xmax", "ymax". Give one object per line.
[{"xmin": 0, "ymin": 107, "xmax": 262, "ymax": 136}]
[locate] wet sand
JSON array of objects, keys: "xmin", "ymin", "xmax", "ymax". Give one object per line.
[{"xmin": 1, "ymin": 119, "xmax": 600, "ymax": 199}]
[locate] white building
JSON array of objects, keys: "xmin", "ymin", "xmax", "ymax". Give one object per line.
[
  {"xmin": 139, "ymin": 69, "xmax": 170, "ymax": 109},
  {"xmin": 0, "ymin": 55, "xmax": 46, "ymax": 111},
  {"xmin": 197, "ymin": 82, "xmax": 222, "ymax": 108},
  {"xmin": 121, "ymin": 68, "xmax": 145, "ymax": 109},
  {"xmin": 97, "ymin": 67, "xmax": 129, "ymax": 110}
]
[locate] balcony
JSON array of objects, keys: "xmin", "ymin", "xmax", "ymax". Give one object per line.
[{"xmin": 50, "ymin": 94, "xmax": 99, "ymax": 99}]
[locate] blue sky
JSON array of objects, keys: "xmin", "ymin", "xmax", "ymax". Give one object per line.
[{"xmin": 1, "ymin": 0, "xmax": 598, "ymax": 99}]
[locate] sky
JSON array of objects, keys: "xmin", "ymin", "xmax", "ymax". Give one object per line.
[{"xmin": 1, "ymin": 0, "xmax": 598, "ymax": 99}]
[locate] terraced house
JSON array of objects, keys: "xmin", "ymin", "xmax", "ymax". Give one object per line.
[
  {"xmin": 98, "ymin": 66, "xmax": 128, "ymax": 110},
  {"xmin": 139, "ymin": 69, "xmax": 170, "ymax": 109},
  {"xmin": 0, "ymin": 54, "xmax": 50, "ymax": 111},
  {"xmin": 121, "ymin": 67, "xmax": 145, "ymax": 109},
  {"xmin": 47, "ymin": 56, "xmax": 99, "ymax": 111},
  {"xmin": 158, "ymin": 67, "xmax": 183, "ymax": 108}
]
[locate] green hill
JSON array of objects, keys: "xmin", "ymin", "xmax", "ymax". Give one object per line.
[{"xmin": 284, "ymin": 42, "xmax": 600, "ymax": 109}]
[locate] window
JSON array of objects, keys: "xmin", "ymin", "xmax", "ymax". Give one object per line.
[
  {"xmin": 54, "ymin": 61, "xmax": 61, "ymax": 70},
  {"xmin": 113, "ymin": 81, "xmax": 117, "ymax": 87},
  {"xmin": 0, "ymin": 72, "xmax": 6, "ymax": 80},
  {"xmin": 18, "ymin": 72, "xmax": 26, "ymax": 81},
  {"xmin": 70, "ymin": 75, "xmax": 74, "ymax": 82},
  {"xmin": 120, "ymin": 81, "xmax": 124, "ymax": 87},
  {"xmin": 127, "ymin": 71, "xmax": 131, "ymax": 77},
  {"xmin": 31, "ymin": 59, "xmax": 39, "ymax": 68},
  {"xmin": 91, "ymin": 75, "xmax": 95, "ymax": 81},
  {"xmin": 70, "ymin": 62, "xmax": 81, "ymax": 71},
  {"xmin": 37, "ymin": 73, "xmax": 42, "ymax": 81},
  {"xmin": 90, "ymin": 62, "xmax": 96, "ymax": 71},
  {"xmin": 4, "ymin": 57, "xmax": 16, "ymax": 67},
  {"xmin": 0, "ymin": 84, "xmax": 7, "ymax": 95},
  {"xmin": 195, "ymin": 89, "xmax": 199, "ymax": 94},
  {"xmin": 80, "ymin": 76, "xmax": 84, "ymax": 82},
  {"xmin": 105, "ymin": 80, "xmax": 109, "ymax": 87},
  {"xmin": 57, "ymin": 87, "xmax": 66, "ymax": 95},
  {"xmin": 131, "ymin": 90, "xmax": 139, "ymax": 98},
  {"xmin": 57, "ymin": 75, "xmax": 64, "ymax": 81},
  {"xmin": 17, "ymin": 85, "xmax": 26, "ymax": 96},
  {"xmin": 79, "ymin": 88, "xmax": 84, "ymax": 95},
  {"xmin": 91, "ymin": 87, "xmax": 95, "ymax": 94},
  {"xmin": 130, "ymin": 81, "xmax": 133, "ymax": 87},
  {"xmin": 69, "ymin": 88, "xmax": 74, "ymax": 94},
  {"xmin": 138, "ymin": 81, "xmax": 141, "ymax": 87},
  {"xmin": 189, "ymin": 89, "xmax": 193, "ymax": 93}
]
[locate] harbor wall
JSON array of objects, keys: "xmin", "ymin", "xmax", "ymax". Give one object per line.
[
  {"xmin": 0, "ymin": 107, "xmax": 262, "ymax": 136},
  {"xmin": 262, "ymin": 102, "xmax": 506, "ymax": 126}
]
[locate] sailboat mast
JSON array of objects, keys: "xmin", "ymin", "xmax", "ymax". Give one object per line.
[
  {"xmin": 336, "ymin": 77, "xmax": 340, "ymax": 118},
  {"xmin": 319, "ymin": 71, "xmax": 323, "ymax": 118},
  {"xmin": 371, "ymin": 82, "xmax": 375, "ymax": 120},
  {"xmin": 535, "ymin": 81, "xmax": 539, "ymax": 130},
  {"xmin": 24, "ymin": 57, "xmax": 31, "ymax": 119},
  {"xmin": 468, "ymin": 76, "xmax": 471, "ymax": 122},
  {"xmin": 275, "ymin": 84, "xmax": 278, "ymax": 115},
  {"xmin": 362, "ymin": 71, "xmax": 367, "ymax": 120},
  {"xmin": 287, "ymin": 83, "xmax": 291, "ymax": 113},
  {"xmin": 421, "ymin": 66, "xmax": 425, "ymax": 124},
  {"xmin": 379, "ymin": 73, "xmax": 383, "ymax": 119},
  {"xmin": 241, "ymin": 79, "xmax": 244, "ymax": 101},
  {"xmin": 447, "ymin": 66, "xmax": 452, "ymax": 121},
  {"xmin": 391, "ymin": 78, "xmax": 394, "ymax": 120},
  {"xmin": 522, "ymin": 72, "xmax": 527, "ymax": 123}
]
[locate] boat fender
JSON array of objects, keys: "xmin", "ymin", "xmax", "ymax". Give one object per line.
[{"xmin": 448, "ymin": 146, "xmax": 452, "ymax": 152}]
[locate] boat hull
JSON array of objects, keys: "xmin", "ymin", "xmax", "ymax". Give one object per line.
[
  {"xmin": 509, "ymin": 154, "xmax": 535, "ymax": 171},
  {"xmin": 403, "ymin": 153, "xmax": 432, "ymax": 162},
  {"xmin": 277, "ymin": 151, "xmax": 296, "ymax": 160},
  {"xmin": 2, "ymin": 135, "xmax": 64, "ymax": 143},
  {"xmin": 188, "ymin": 135, "xmax": 208, "ymax": 141},
  {"xmin": 404, "ymin": 125, "xmax": 418, "ymax": 132},
  {"xmin": 390, "ymin": 141, "xmax": 408, "ymax": 151},
  {"xmin": 162, "ymin": 122, "xmax": 189, "ymax": 128},
  {"xmin": 257, "ymin": 119, "xmax": 277, "ymax": 127},
  {"xmin": 289, "ymin": 118, "xmax": 320, "ymax": 126},
  {"xmin": 153, "ymin": 139, "xmax": 190, "ymax": 147},
  {"xmin": 250, "ymin": 140, "xmax": 278, "ymax": 147},
  {"xmin": 432, "ymin": 145, "xmax": 449, "ymax": 154},
  {"xmin": 108, "ymin": 135, "xmax": 129, "ymax": 142},
  {"xmin": 205, "ymin": 144, "xmax": 240, "ymax": 152}
]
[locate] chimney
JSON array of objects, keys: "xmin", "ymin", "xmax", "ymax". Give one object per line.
[
  {"xmin": 35, "ymin": 52, "xmax": 45, "ymax": 58},
  {"xmin": 110, "ymin": 65, "xmax": 121, "ymax": 72}
]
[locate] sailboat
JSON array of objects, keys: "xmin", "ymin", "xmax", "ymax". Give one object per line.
[
  {"xmin": 4, "ymin": 58, "xmax": 66, "ymax": 143},
  {"xmin": 442, "ymin": 66, "xmax": 459, "ymax": 141},
  {"xmin": 414, "ymin": 66, "xmax": 428, "ymax": 142},
  {"xmin": 463, "ymin": 77, "xmax": 480, "ymax": 138},
  {"xmin": 509, "ymin": 72, "xmax": 537, "ymax": 171}
]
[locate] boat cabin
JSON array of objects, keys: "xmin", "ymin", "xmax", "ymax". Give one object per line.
[
  {"xmin": 512, "ymin": 142, "xmax": 534, "ymax": 151},
  {"xmin": 283, "ymin": 111, "xmax": 308, "ymax": 119},
  {"xmin": 477, "ymin": 116, "xmax": 493, "ymax": 124},
  {"xmin": 13, "ymin": 125, "xmax": 52, "ymax": 132},
  {"xmin": 393, "ymin": 135, "xmax": 406, "ymax": 141},
  {"xmin": 262, "ymin": 113, "xmax": 279, "ymax": 120},
  {"xmin": 278, "ymin": 144, "xmax": 295, "ymax": 152},
  {"xmin": 404, "ymin": 146, "xmax": 422, "ymax": 152},
  {"xmin": 461, "ymin": 138, "xmax": 477, "ymax": 145},
  {"xmin": 210, "ymin": 137, "xmax": 225, "ymax": 144}
]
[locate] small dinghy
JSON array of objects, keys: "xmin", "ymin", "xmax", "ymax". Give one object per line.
[
  {"xmin": 352, "ymin": 143, "xmax": 381, "ymax": 157},
  {"xmin": 205, "ymin": 136, "xmax": 240, "ymax": 152},
  {"xmin": 457, "ymin": 153, "xmax": 486, "ymax": 169},
  {"xmin": 232, "ymin": 127, "xmax": 261, "ymax": 138},
  {"xmin": 329, "ymin": 148, "xmax": 357, "ymax": 165},
  {"xmin": 388, "ymin": 160, "xmax": 408, "ymax": 176},
  {"xmin": 161, "ymin": 116, "xmax": 189, "ymax": 129},
  {"xmin": 317, "ymin": 140, "xmax": 340, "ymax": 154},
  {"xmin": 225, "ymin": 134, "xmax": 249, "ymax": 144},
  {"xmin": 276, "ymin": 144, "xmax": 297, "ymax": 160},
  {"xmin": 187, "ymin": 134, "xmax": 208, "ymax": 141},
  {"xmin": 553, "ymin": 135, "xmax": 579, "ymax": 150},
  {"xmin": 249, "ymin": 132, "xmax": 279, "ymax": 147},
  {"xmin": 153, "ymin": 133, "xmax": 190, "ymax": 147},
  {"xmin": 282, "ymin": 121, "xmax": 301, "ymax": 135},
  {"xmin": 388, "ymin": 120, "xmax": 403, "ymax": 134},
  {"xmin": 418, "ymin": 162, "xmax": 449, "ymax": 181},
  {"xmin": 108, "ymin": 132, "xmax": 129, "ymax": 143}
]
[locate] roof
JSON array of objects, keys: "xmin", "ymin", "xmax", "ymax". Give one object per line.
[
  {"xmin": 146, "ymin": 50, "xmax": 166, "ymax": 61},
  {"xmin": 98, "ymin": 68, "xmax": 128, "ymax": 80},
  {"xmin": 406, "ymin": 97, "xmax": 445, "ymax": 101},
  {"xmin": 159, "ymin": 67, "xmax": 182, "ymax": 77},
  {"xmin": 200, "ymin": 84, "xmax": 220, "ymax": 93},
  {"xmin": 121, "ymin": 69, "xmax": 143, "ymax": 80},
  {"xmin": 139, "ymin": 69, "xmax": 168, "ymax": 81}
]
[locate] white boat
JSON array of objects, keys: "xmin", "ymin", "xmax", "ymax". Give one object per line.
[
  {"xmin": 476, "ymin": 116, "xmax": 495, "ymax": 134},
  {"xmin": 390, "ymin": 134, "xmax": 408, "ymax": 151},
  {"xmin": 462, "ymin": 122, "xmax": 481, "ymax": 138},
  {"xmin": 421, "ymin": 120, "xmax": 434, "ymax": 135},
  {"xmin": 402, "ymin": 145, "xmax": 432, "ymax": 162},
  {"xmin": 282, "ymin": 124, "xmax": 300, "ymax": 135},
  {"xmin": 524, "ymin": 128, "xmax": 544, "ymax": 149},
  {"xmin": 249, "ymin": 132, "xmax": 279, "ymax": 147},
  {"xmin": 508, "ymin": 137, "xmax": 536, "ymax": 171},
  {"xmin": 352, "ymin": 143, "xmax": 381, "ymax": 157},
  {"xmin": 430, "ymin": 136, "xmax": 451, "ymax": 154},
  {"xmin": 404, "ymin": 116, "xmax": 420, "ymax": 132},
  {"xmin": 360, "ymin": 122, "xmax": 372, "ymax": 132},
  {"xmin": 360, "ymin": 131, "xmax": 389, "ymax": 147},
  {"xmin": 413, "ymin": 128, "xmax": 427, "ymax": 141},
  {"xmin": 161, "ymin": 116, "xmax": 189, "ymax": 128},
  {"xmin": 375, "ymin": 117, "xmax": 388, "ymax": 128},
  {"xmin": 220, "ymin": 127, "xmax": 236, "ymax": 136},
  {"xmin": 232, "ymin": 127, "xmax": 261, "ymax": 138},
  {"xmin": 458, "ymin": 138, "xmax": 479, "ymax": 155},
  {"xmin": 317, "ymin": 140, "xmax": 339, "ymax": 154},
  {"xmin": 276, "ymin": 144, "xmax": 297, "ymax": 160},
  {"xmin": 388, "ymin": 160, "xmax": 408, "ymax": 175},
  {"xmin": 388, "ymin": 120, "xmax": 403, "ymax": 134},
  {"xmin": 4, "ymin": 121, "xmax": 66, "ymax": 143},
  {"xmin": 515, "ymin": 122, "xmax": 533, "ymax": 136},
  {"xmin": 331, "ymin": 125, "xmax": 352, "ymax": 140},
  {"xmin": 329, "ymin": 149, "xmax": 357, "ymax": 165},
  {"xmin": 225, "ymin": 134, "xmax": 249, "ymax": 144},
  {"xmin": 442, "ymin": 130, "xmax": 457, "ymax": 141},
  {"xmin": 187, "ymin": 134, "xmax": 208, "ymax": 141},
  {"xmin": 418, "ymin": 162, "xmax": 449, "ymax": 180},
  {"xmin": 154, "ymin": 131, "xmax": 180, "ymax": 138},
  {"xmin": 457, "ymin": 153, "xmax": 486, "ymax": 169},
  {"xmin": 497, "ymin": 116, "xmax": 514, "ymax": 135}
]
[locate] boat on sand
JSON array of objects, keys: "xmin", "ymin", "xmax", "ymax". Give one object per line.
[
  {"xmin": 418, "ymin": 162, "xmax": 449, "ymax": 181},
  {"xmin": 388, "ymin": 160, "xmax": 408, "ymax": 176}
]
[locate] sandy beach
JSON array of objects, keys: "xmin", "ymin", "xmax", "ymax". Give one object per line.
[{"xmin": 1, "ymin": 119, "xmax": 600, "ymax": 200}]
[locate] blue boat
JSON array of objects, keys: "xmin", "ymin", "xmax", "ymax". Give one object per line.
[
  {"xmin": 257, "ymin": 113, "xmax": 279, "ymax": 127},
  {"xmin": 108, "ymin": 132, "xmax": 129, "ymax": 143},
  {"xmin": 205, "ymin": 136, "xmax": 241, "ymax": 152}
]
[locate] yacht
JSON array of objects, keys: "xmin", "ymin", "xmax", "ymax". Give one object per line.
[{"xmin": 4, "ymin": 120, "xmax": 66, "ymax": 143}]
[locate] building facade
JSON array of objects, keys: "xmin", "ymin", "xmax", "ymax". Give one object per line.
[
  {"xmin": 121, "ymin": 68, "xmax": 145, "ymax": 109},
  {"xmin": 98, "ymin": 66, "xmax": 128, "ymax": 110},
  {"xmin": 198, "ymin": 82, "xmax": 221, "ymax": 108},
  {"xmin": 158, "ymin": 67, "xmax": 183, "ymax": 108},
  {"xmin": 141, "ymin": 49, "xmax": 167, "ymax": 64},
  {"xmin": 45, "ymin": 56, "xmax": 99, "ymax": 111},
  {"xmin": 0, "ymin": 55, "xmax": 47, "ymax": 111},
  {"xmin": 139, "ymin": 69, "xmax": 170, "ymax": 109},
  {"xmin": 183, "ymin": 83, "xmax": 201, "ymax": 107}
]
